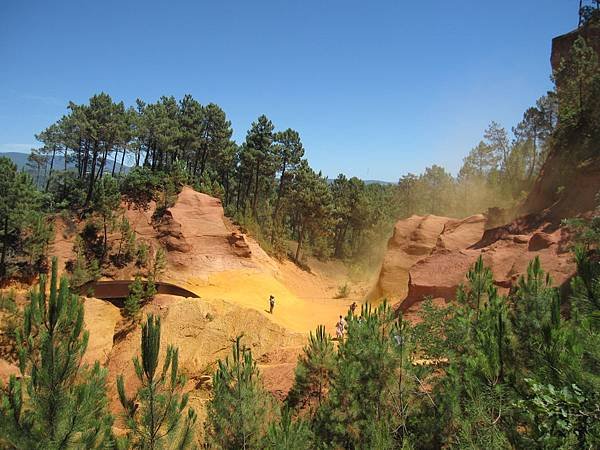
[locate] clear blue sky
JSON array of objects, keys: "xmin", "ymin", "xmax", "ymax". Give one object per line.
[{"xmin": 0, "ymin": 1, "xmax": 578, "ymax": 182}]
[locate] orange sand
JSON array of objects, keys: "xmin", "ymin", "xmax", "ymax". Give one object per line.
[{"xmin": 180, "ymin": 269, "xmax": 353, "ymax": 334}]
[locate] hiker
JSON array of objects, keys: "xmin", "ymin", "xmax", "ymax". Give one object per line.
[
  {"xmin": 335, "ymin": 318, "xmax": 344, "ymax": 340},
  {"xmin": 269, "ymin": 295, "xmax": 275, "ymax": 314},
  {"xmin": 350, "ymin": 302, "xmax": 357, "ymax": 315}
]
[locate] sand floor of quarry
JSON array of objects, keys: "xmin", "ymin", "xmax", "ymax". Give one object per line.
[{"xmin": 177, "ymin": 268, "xmax": 364, "ymax": 334}]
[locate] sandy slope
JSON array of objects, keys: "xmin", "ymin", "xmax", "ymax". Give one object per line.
[{"xmin": 181, "ymin": 269, "xmax": 353, "ymax": 334}]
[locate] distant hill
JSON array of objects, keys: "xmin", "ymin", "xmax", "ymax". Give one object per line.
[
  {"xmin": 325, "ymin": 177, "xmax": 394, "ymax": 186},
  {"xmin": 363, "ymin": 179, "xmax": 395, "ymax": 186},
  {"xmin": 0, "ymin": 152, "xmax": 33, "ymax": 169}
]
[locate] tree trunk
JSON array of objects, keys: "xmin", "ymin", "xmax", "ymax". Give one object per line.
[
  {"xmin": 85, "ymin": 142, "xmax": 99, "ymax": 206},
  {"xmin": 527, "ymin": 137, "xmax": 537, "ymax": 181},
  {"xmin": 270, "ymin": 161, "xmax": 288, "ymax": 243},
  {"xmin": 199, "ymin": 145, "xmax": 209, "ymax": 179},
  {"xmin": 0, "ymin": 217, "xmax": 8, "ymax": 277},
  {"xmin": 252, "ymin": 162, "xmax": 260, "ymax": 217},
  {"xmin": 81, "ymin": 142, "xmax": 90, "ymax": 181},
  {"xmin": 295, "ymin": 223, "xmax": 305, "ymax": 262},
  {"xmin": 45, "ymin": 145, "xmax": 57, "ymax": 192},
  {"xmin": 111, "ymin": 148, "xmax": 119, "ymax": 176},
  {"xmin": 119, "ymin": 146, "xmax": 127, "ymax": 174}
]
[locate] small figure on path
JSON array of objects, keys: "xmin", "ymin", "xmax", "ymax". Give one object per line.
[
  {"xmin": 350, "ymin": 302, "xmax": 357, "ymax": 315},
  {"xmin": 335, "ymin": 318, "xmax": 344, "ymax": 340},
  {"xmin": 269, "ymin": 295, "xmax": 275, "ymax": 314}
]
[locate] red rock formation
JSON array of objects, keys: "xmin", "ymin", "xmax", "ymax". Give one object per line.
[
  {"xmin": 123, "ymin": 186, "xmax": 274, "ymax": 284},
  {"xmin": 402, "ymin": 219, "xmax": 575, "ymax": 311},
  {"xmin": 372, "ymin": 214, "xmax": 485, "ymax": 301},
  {"xmin": 374, "ymin": 212, "xmax": 577, "ymax": 315}
]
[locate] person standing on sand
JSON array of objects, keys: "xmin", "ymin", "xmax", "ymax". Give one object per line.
[
  {"xmin": 269, "ymin": 295, "xmax": 275, "ymax": 314},
  {"xmin": 350, "ymin": 302, "xmax": 357, "ymax": 315},
  {"xmin": 336, "ymin": 318, "xmax": 344, "ymax": 340}
]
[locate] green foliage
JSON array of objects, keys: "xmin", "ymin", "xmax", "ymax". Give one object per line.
[
  {"xmin": 47, "ymin": 172, "xmax": 88, "ymax": 211},
  {"xmin": 136, "ymin": 241, "xmax": 150, "ymax": 268},
  {"xmin": 92, "ymin": 175, "xmax": 121, "ymax": 258},
  {"xmin": 287, "ymin": 325, "xmax": 336, "ymax": 411},
  {"xmin": 0, "ymin": 258, "xmax": 113, "ymax": 448},
  {"xmin": 121, "ymin": 166, "xmax": 159, "ymax": 212},
  {"xmin": 334, "ymin": 283, "xmax": 350, "ymax": 299},
  {"xmin": 112, "ymin": 217, "xmax": 136, "ymax": 267},
  {"xmin": 149, "ymin": 247, "xmax": 167, "ymax": 282},
  {"xmin": 0, "ymin": 157, "xmax": 43, "ymax": 279},
  {"xmin": 554, "ymin": 36, "xmax": 600, "ymax": 151},
  {"xmin": 0, "ymin": 290, "xmax": 21, "ymax": 362},
  {"xmin": 124, "ymin": 275, "xmax": 145, "ymax": 319},
  {"xmin": 511, "ymin": 257, "xmax": 578, "ymax": 386},
  {"xmin": 263, "ymin": 408, "xmax": 313, "ymax": 449},
  {"xmin": 457, "ymin": 254, "xmax": 495, "ymax": 313},
  {"xmin": 69, "ymin": 238, "xmax": 101, "ymax": 288},
  {"xmin": 117, "ymin": 314, "xmax": 197, "ymax": 449},
  {"xmin": 78, "ymin": 220, "xmax": 105, "ymax": 261},
  {"xmin": 314, "ymin": 303, "xmax": 402, "ymax": 449},
  {"xmin": 517, "ymin": 380, "xmax": 600, "ymax": 449},
  {"xmin": 290, "ymin": 161, "xmax": 333, "ymax": 262},
  {"xmin": 205, "ymin": 335, "xmax": 273, "ymax": 449},
  {"xmin": 22, "ymin": 213, "xmax": 54, "ymax": 273}
]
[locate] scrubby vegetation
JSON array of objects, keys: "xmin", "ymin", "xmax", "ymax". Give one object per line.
[{"xmin": 0, "ymin": 258, "xmax": 113, "ymax": 448}]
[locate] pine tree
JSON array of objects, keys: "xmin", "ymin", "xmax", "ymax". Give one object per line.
[
  {"xmin": 434, "ymin": 257, "xmax": 513, "ymax": 449},
  {"xmin": 510, "ymin": 257, "xmax": 575, "ymax": 385},
  {"xmin": 314, "ymin": 303, "xmax": 400, "ymax": 449},
  {"xmin": 0, "ymin": 257, "xmax": 113, "ymax": 448},
  {"xmin": 289, "ymin": 161, "xmax": 333, "ymax": 262},
  {"xmin": 286, "ymin": 325, "xmax": 335, "ymax": 411},
  {"xmin": 457, "ymin": 254, "xmax": 494, "ymax": 315},
  {"xmin": 92, "ymin": 175, "xmax": 121, "ymax": 259},
  {"xmin": 263, "ymin": 408, "xmax": 313, "ymax": 450},
  {"xmin": 244, "ymin": 115, "xmax": 275, "ymax": 218},
  {"xmin": 124, "ymin": 275, "xmax": 145, "ymax": 319},
  {"xmin": 205, "ymin": 335, "xmax": 272, "ymax": 449},
  {"xmin": 117, "ymin": 314, "xmax": 197, "ymax": 449},
  {"xmin": 0, "ymin": 157, "xmax": 41, "ymax": 279}
]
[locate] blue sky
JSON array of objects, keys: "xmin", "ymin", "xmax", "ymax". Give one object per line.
[{"xmin": 0, "ymin": 1, "xmax": 577, "ymax": 181}]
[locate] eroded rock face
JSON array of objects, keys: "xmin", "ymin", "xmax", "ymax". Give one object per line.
[
  {"xmin": 228, "ymin": 232, "xmax": 252, "ymax": 258},
  {"xmin": 374, "ymin": 213, "xmax": 577, "ymax": 315},
  {"xmin": 372, "ymin": 215, "xmax": 485, "ymax": 301},
  {"xmin": 155, "ymin": 210, "xmax": 192, "ymax": 253},
  {"xmin": 122, "ymin": 187, "xmax": 274, "ymax": 284},
  {"xmin": 373, "ymin": 215, "xmax": 447, "ymax": 301},
  {"xmin": 402, "ymin": 222, "xmax": 574, "ymax": 311},
  {"xmin": 83, "ymin": 298, "xmax": 121, "ymax": 366}
]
